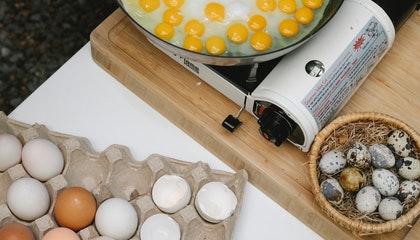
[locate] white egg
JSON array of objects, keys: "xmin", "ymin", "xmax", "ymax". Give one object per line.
[
  {"xmin": 378, "ymin": 197, "xmax": 403, "ymax": 220},
  {"xmin": 372, "ymin": 168, "xmax": 399, "ymax": 197},
  {"xmin": 195, "ymin": 181, "xmax": 237, "ymax": 223},
  {"xmin": 152, "ymin": 174, "xmax": 191, "ymax": 213},
  {"xmin": 0, "ymin": 133, "xmax": 22, "ymax": 171},
  {"xmin": 140, "ymin": 213, "xmax": 181, "ymax": 240},
  {"xmin": 95, "ymin": 198, "xmax": 138, "ymax": 240},
  {"xmin": 7, "ymin": 177, "xmax": 50, "ymax": 221},
  {"xmin": 21, "ymin": 138, "xmax": 64, "ymax": 181},
  {"xmin": 92, "ymin": 237, "xmax": 116, "ymax": 240},
  {"xmin": 355, "ymin": 186, "xmax": 381, "ymax": 214}
]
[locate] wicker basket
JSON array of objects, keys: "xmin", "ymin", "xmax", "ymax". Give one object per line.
[{"xmin": 308, "ymin": 112, "xmax": 420, "ymax": 236}]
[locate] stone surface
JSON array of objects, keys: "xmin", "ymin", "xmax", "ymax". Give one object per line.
[{"xmin": 0, "ymin": 0, "xmax": 118, "ymax": 114}]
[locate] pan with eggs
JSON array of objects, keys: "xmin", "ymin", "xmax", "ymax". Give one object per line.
[{"xmin": 118, "ymin": 0, "xmax": 342, "ymax": 65}]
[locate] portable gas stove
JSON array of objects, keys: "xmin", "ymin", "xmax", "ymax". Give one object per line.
[{"xmin": 155, "ymin": 0, "xmax": 418, "ymax": 152}]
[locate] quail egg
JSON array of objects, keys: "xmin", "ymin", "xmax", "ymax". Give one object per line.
[
  {"xmin": 372, "ymin": 168, "xmax": 399, "ymax": 196},
  {"xmin": 378, "ymin": 197, "xmax": 403, "ymax": 220},
  {"xmin": 339, "ymin": 167, "xmax": 365, "ymax": 192},
  {"xmin": 346, "ymin": 141, "xmax": 371, "ymax": 169},
  {"xmin": 320, "ymin": 178, "xmax": 344, "ymax": 205},
  {"xmin": 319, "ymin": 150, "xmax": 346, "ymax": 175},
  {"xmin": 396, "ymin": 180, "xmax": 420, "ymax": 202},
  {"xmin": 396, "ymin": 157, "xmax": 420, "ymax": 180},
  {"xmin": 369, "ymin": 144, "xmax": 395, "ymax": 168},
  {"xmin": 355, "ymin": 186, "xmax": 381, "ymax": 214},
  {"xmin": 387, "ymin": 129, "xmax": 412, "ymax": 157}
]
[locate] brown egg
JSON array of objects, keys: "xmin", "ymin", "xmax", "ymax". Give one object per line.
[
  {"xmin": 42, "ymin": 227, "xmax": 80, "ymax": 240},
  {"xmin": 53, "ymin": 187, "xmax": 97, "ymax": 231},
  {"xmin": 339, "ymin": 167, "xmax": 366, "ymax": 192},
  {"xmin": 0, "ymin": 222, "xmax": 35, "ymax": 240}
]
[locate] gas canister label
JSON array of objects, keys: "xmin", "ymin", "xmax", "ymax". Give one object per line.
[{"xmin": 302, "ymin": 17, "xmax": 389, "ymax": 129}]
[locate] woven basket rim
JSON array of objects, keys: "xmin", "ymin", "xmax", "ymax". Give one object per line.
[{"xmin": 308, "ymin": 112, "xmax": 420, "ymax": 236}]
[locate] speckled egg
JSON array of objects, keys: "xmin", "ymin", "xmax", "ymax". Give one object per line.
[
  {"xmin": 320, "ymin": 178, "xmax": 345, "ymax": 205},
  {"xmin": 378, "ymin": 197, "xmax": 403, "ymax": 220},
  {"xmin": 372, "ymin": 168, "xmax": 400, "ymax": 196},
  {"xmin": 318, "ymin": 150, "xmax": 346, "ymax": 175},
  {"xmin": 346, "ymin": 141, "xmax": 371, "ymax": 169},
  {"xmin": 396, "ymin": 180, "xmax": 420, "ymax": 202},
  {"xmin": 369, "ymin": 144, "xmax": 395, "ymax": 168},
  {"xmin": 396, "ymin": 157, "xmax": 420, "ymax": 180},
  {"xmin": 339, "ymin": 167, "xmax": 366, "ymax": 192},
  {"xmin": 355, "ymin": 186, "xmax": 381, "ymax": 214},
  {"xmin": 387, "ymin": 129, "xmax": 412, "ymax": 157}
]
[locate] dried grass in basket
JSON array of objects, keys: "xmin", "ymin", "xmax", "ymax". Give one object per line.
[{"xmin": 308, "ymin": 112, "xmax": 420, "ymax": 236}]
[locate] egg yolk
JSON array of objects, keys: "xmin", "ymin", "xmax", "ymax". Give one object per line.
[
  {"xmin": 303, "ymin": 0, "xmax": 323, "ymax": 9},
  {"xmin": 250, "ymin": 32, "xmax": 272, "ymax": 52},
  {"xmin": 136, "ymin": 0, "xmax": 323, "ymax": 54},
  {"xmin": 155, "ymin": 22, "xmax": 175, "ymax": 40},
  {"xmin": 248, "ymin": 14, "xmax": 267, "ymax": 32},
  {"xmin": 139, "ymin": 0, "xmax": 160, "ymax": 12},
  {"xmin": 227, "ymin": 23, "xmax": 249, "ymax": 43},
  {"xmin": 184, "ymin": 36, "xmax": 203, "ymax": 52},
  {"xmin": 184, "ymin": 19, "xmax": 205, "ymax": 37},
  {"xmin": 278, "ymin": 0, "xmax": 297, "ymax": 14},
  {"xmin": 279, "ymin": 19, "xmax": 299, "ymax": 37},
  {"xmin": 164, "ymin": 0, "xmax": 184, "ymax": 8},
  {"xmin": 205, "ymin": 3, "xmax": 225, "ymax": 22},
  {"xmin": 163, "ymin": 8, "xmax": 183, "ymax": 26},
  {"xmin": 256, "ymin": 0, "xmax": 277, "ymax": 12},
  {"xmin": 205, "ymin": 36, "xmax": 226, "ymax": 55},
  {"xmin": 295, "ymin": 7, "xmax": 314, "ymax": 24}
]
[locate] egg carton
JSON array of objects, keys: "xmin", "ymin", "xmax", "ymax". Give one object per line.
[{"xmin": 0, "ymin": 112, "xmax": 248, "ymax": 239}]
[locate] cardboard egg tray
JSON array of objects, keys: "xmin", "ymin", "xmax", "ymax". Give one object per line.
[{"xmin": 0, "ymin": 112, "xmax": 248, "ymax": 239}]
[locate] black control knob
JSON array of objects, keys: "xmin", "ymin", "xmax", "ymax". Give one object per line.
[{"xmin": 257, "ymin": 107, "xmax": 297, "ymax": 146}]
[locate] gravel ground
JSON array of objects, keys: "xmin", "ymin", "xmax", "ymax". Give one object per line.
[{"xmin": 0, "ymin": 0, "xmax": 118, "ymax": 114}]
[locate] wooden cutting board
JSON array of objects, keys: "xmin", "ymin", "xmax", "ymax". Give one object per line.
[{"xmin": 90, "ymin": 9, "xmax": 420, "ymax": 240}]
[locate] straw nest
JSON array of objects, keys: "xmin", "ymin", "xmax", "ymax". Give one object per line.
[{"xmin": 308, "ymin": 112, "xmax": 420, "ymax": 236}]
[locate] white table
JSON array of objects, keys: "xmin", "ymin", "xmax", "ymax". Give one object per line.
[{"xmin": 9, "ymin": 43, "xmax": 322, "ymax": 239}]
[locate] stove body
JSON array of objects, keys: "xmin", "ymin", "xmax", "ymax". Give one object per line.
[{"xmin": 160, "ymin": 0, "xmax": 417, "ymax": 152}]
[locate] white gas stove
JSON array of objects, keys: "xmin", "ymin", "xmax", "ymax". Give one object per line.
[{"xmin": 159, "ymin": 0, "xmax": 416, "ymax": 152}]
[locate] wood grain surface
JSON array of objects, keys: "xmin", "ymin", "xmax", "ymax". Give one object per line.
[{"xmin": 90, "ymin": 9, "xmax": 419, "ymax": 240}]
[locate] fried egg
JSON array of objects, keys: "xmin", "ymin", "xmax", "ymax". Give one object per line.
[{"xmin": 122, "ymin": 0, "xmax": 328, "ymax": 56}]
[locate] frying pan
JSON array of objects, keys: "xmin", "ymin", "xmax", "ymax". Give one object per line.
[{"xmin": 117, "ymin": 0, "xmax": 344, "ymax": 66}]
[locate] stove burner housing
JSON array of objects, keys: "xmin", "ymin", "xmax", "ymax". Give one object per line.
[{"xmin": 161, "ymin": 0, "xmax": 416, "ymax": 152}]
